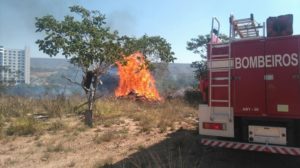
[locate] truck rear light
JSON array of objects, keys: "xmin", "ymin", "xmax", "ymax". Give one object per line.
[{"xmin": 203, "ymin": 122, "xmax": 226, "ymax": 130}]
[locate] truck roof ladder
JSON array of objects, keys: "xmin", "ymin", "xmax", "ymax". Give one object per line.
[
  {"xmin": 229, "ymin": 14, "xmax": 265, "ymax": 39},
  {"xmin": 209, "ymin": 17, "xmax": 232, "ymax": 122}
]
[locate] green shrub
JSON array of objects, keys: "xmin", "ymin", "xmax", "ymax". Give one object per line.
[
  {"xmin": 184, "ymin": 89, "xmax": 203, "ymax": 106},
  {"xmin": 6, "ymin": 117, "xmax": 39, "ymax": 136}
]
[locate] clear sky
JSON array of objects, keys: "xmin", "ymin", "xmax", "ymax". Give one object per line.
[{"xmin": 0, "ymin": 0, "xmax": 299, "ymax": 63}]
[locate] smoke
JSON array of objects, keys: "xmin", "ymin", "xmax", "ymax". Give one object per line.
[
  {"xmin": 0, "ymin": 0, "xmax": 137, "ymax": 57},
  {"xmin": 106, "ymin": 11, "xmax": 137, "ymax": 36},
  {"xmin": 0, "ymin": 0, "xmax": 76, "ymax": 55},
  {"xmin": 1, "ymin": 0, "xmax": 67, "ymax": 36}
]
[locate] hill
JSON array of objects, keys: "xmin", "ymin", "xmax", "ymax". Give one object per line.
[
  {"xmin": 30, "ymin": 58, "xmax": 197, "ymax": 94},
  {"xmin": 2, "ymin": 58, "xmax": 197, "ymax": 97},
  {"xmin": 30, "ymin": 58, "xmax": 195, "ymax": 77},
  {"xmin": 31, "ymin": 58, "xmax": 70, "ymax": 70}
]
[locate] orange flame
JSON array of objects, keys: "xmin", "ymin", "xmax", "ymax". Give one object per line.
[{"xmin": 115, "ymin": 52, "xmax": 161, "ymax": 101}]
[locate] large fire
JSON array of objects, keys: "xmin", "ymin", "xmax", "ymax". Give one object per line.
[{"xmin": 115, "ymin": 52, "xmax": 161, "ymax": 101}]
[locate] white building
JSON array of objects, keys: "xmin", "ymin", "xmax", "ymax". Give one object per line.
[{"xmin": 0, "ymin": 46, "xmax": 30, "ymax": 85}]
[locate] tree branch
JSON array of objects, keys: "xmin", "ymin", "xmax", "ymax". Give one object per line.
[
  {"xmin": 73, "ymin": 94, "xmax": 104, "ymax": 112},
  {"xmin": 61, "ymin": 75, "xmax": 81, "ymax": 86}
]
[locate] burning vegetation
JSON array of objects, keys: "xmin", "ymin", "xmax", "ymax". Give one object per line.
[{"xmin": 115, "ymin": 52, "xmax": 161, "ymax": 101}]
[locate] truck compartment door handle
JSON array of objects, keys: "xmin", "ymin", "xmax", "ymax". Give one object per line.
[
  {"xmin": 264, "ymin": 74, "xmax": 274, "ymax": 80},
  {"xmin": 292, "ymin": 74, "xmax": 300, "ymax": 79},
  {"xmin": 232, "ymin": 76, "xmax": 240, "ymax": 80}
]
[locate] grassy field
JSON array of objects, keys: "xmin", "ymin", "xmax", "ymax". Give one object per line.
[{"xmin": 0, "ymin": 95, "xmax": 200, "ymax": 168}]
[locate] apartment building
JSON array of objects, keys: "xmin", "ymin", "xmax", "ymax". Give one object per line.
[{"xmin": 0, "ymin": 46, "xmax": 30, "ymax": 85}]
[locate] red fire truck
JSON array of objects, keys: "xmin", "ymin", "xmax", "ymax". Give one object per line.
[{"xmin": 199, "ymin": 14, "xmax": 300, "ymax": 155}]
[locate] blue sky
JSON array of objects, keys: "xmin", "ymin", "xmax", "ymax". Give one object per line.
[{"xmin": 0, "ymin": 0, "xmax": 299, "ymax": 63}]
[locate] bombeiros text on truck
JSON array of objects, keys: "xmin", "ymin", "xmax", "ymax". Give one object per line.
[{"xmin": 199, "ymin": 13, "xmax": 300, "ymax": 155}]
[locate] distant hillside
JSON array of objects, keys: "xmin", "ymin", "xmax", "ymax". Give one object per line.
[
  {"xmin": 30, "ymin": 58, "xmax": 194, "ymax": 77},
  {"xmin": 30, "ymin": 58, "xmax": 77, "ymax": 86},
  {"xmin": 24, "ymin": 58, "xmax": 197, "ymax": 96},
  {"xmin": 168, "ymin": 63, "xmax": 194, "ymax": 74},
  {"xmin": 31, "ymin": 58, "xmax": 70, "ymax": 70}
]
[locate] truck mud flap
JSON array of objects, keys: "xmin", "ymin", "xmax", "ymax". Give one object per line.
[{"xmin": 201, "ymin": 138, "xmax": 300, "ymax": 156}]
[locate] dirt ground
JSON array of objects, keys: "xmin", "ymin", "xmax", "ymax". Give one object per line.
[{"xmin": 1, "ymin": 116, "xmax": 300, "ymax": 168}]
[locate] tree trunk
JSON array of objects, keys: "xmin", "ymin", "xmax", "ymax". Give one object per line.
[
  {"xmin": 84, "ymin": 92, "xmax": 92, "ymax": 127},
  {"xmin": 84, "ymin": 75, "xmax": 99, "ymax": 127},
  {"xmin": 84, "ymin": 109, "xmax": 93, "ymax": 127}
]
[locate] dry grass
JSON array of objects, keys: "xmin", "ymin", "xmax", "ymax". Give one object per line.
[
  {"xmin": 0, "ymin": 114, "xmax": 5, "ymax": 138},
  {"xmin": 0, "ymin": 94, "xmax": 199, "ymax": 168},
  {"xmin": 6, "ymin": 117, "xmax": 41, "ymax": 136},
  {"xmin": 41, "ymin": 152, "xmax": 50, "ymax": 161},
  {"xmin": 93, "ymin": 157, "xmax": 113, "ymax": 168},
  {"xmin": 94, "ymin": 98, "xmax": 196, "ymax": 133},
  {"xmin": 0, "ymin": 95, "xmax": 196, "ymax": 141},
  {"xmin": 46, "ymin": 143, "xmax": 67, "ymax": 153},
  {"xmin": 47, "ymin": 119, "xmax": 66, "ymax": 132},
  {"xmin": 93, "ymin": 131, "xmax": 115, "ymax": 144},
  {"xmin": 0, "ymin": 95, "xmax": 83, "ymax": 138},
  {"xmin": 0, "ymin": 96, "xmax": 34, "ymax": 118},
  {"xmin": 0, "ymin": 95, "xmax": 82, "ymax": 118},
  {"xmin": 93, "ymin": 128, "xmax": 129, "ymax": 144},
  {"xmin": 68, "ymin": 160, "xmax": 76, "ymax": 167}
]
